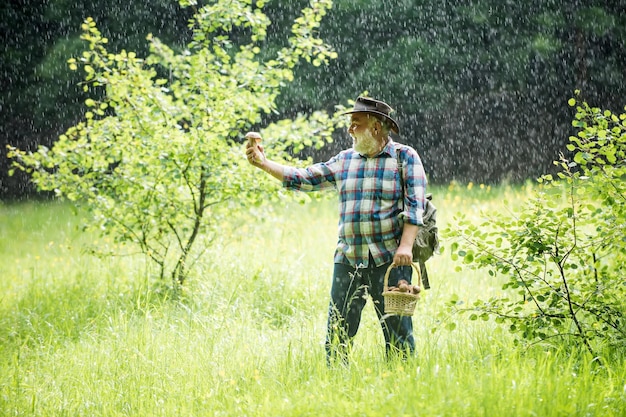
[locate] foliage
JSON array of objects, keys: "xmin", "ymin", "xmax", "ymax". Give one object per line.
[
  {"xmin": 445, "ymin": 96, "xmax": 626, "ymax": 359},
  {"xmin": 7, "ymin": 0, "xmax": 341, "ymax": 286},
  {"xmin": 268, "ymin": 0, "xmax": 626, "ymax": 183},
  {"xmin": 1, "ymin": 0, "xmax": 193, "ymax": 129},
  {"xmin": 274, "ymin": 0, "xmax": 626, "ymax": 109},
  {"xmin": 3, "ymin": 1, "xmax": 626, "ymax": 198}
]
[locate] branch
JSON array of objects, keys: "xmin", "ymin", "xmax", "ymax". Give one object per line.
[{"xmin": 458, "ymin": 234, "xmax": 552, "ymax": 316}]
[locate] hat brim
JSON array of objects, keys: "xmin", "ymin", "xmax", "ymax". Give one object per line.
[{"xmin": 342, "ymin": 109, "xmax": 400, "ymax": 135}]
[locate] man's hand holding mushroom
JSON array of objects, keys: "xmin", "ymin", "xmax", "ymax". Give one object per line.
[{"xmin": 245, "ymin": 132, "xmax": 266, "ymax": 168}]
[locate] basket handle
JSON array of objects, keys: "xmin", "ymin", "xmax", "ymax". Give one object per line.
[{"xmin": 383, "ymin": 262, "xmax": 422, "ymax": 292}]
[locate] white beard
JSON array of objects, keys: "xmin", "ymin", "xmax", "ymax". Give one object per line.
[{"xmin": 352, "ymin": 128, "xmax": 380, "ymax": 156}]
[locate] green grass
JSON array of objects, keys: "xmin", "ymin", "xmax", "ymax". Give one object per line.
[{"xmin": 1, "ymin": 186, "xmax": 625, "ymax": 416}]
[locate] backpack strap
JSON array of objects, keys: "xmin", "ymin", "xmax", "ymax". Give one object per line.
[{"xmin": 395, "ymin": 149, "xmax": 430, "ymax": 289}]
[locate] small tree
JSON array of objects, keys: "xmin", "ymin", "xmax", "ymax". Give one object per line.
[
  {"xmin": 8, "ymin": 0, "xmax": 341, "ymax": 286},
  {"xmin": 446, "ymin": 95, "xmax": 626, "ymax": 359}
]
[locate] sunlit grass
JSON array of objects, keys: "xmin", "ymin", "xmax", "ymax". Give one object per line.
[{"xmin": 1, "ymin": 184, "xmax": 625, "ymax": 416}]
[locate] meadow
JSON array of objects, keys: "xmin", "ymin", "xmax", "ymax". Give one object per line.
[{"xmin": 1, "ymin": 183, "xmax": 625, "ymax": 417}]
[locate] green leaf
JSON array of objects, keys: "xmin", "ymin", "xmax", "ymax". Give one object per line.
[{"xmin": 463, "ymin": 253, "xmax": 474, "ymax": 264}]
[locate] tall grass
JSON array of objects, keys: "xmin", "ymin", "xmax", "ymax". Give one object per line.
[{"xmin": 1, "ymin": 185, "xmax": 625, "ymax": 416}]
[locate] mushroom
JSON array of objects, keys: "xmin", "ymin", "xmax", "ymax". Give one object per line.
[{"xmin": 246, "ymin": 131, "xmax": 262, "ymax": 148}]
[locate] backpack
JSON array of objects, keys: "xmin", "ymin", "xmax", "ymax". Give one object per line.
[{"xmin": 396, "ymin": 152, "xmax": 440, "ymax": 289}]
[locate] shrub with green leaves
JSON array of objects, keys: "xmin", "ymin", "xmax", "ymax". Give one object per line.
[
  {"xmin": 446, "ymin": 95, "xmax": 626, "ymax": 359},
  {"xmin": 8, "ymin": 0, "xmax": 342, "ymax": 286}
]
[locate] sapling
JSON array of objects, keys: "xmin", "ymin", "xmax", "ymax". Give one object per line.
[{"xmin": 8, "ymin": 0, "xmax": 342, "ymax": 286}]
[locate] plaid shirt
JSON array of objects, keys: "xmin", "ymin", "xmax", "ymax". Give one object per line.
[{"xmin": 283, "ymin": 139, "xmax": 427, "ymax": 267}]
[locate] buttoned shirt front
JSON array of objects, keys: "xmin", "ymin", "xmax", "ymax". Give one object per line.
[{"xmin": 283, "ymin": 139, "xmax": 427, "ymax": 267}]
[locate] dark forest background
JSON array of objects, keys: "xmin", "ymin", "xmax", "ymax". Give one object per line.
[{"xmin": 1, "ymin": 0, "xmax": 625, "ymax": 199}]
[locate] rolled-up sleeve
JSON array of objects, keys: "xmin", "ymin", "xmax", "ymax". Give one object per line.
[{"xmin": 399, "ymin": 148, "xmax": 427, "ymax": 226}]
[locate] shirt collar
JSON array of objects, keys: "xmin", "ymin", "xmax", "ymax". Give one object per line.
[{"xmin": 380, "ymin": 137, "xmax": 396, "ymax": 157}]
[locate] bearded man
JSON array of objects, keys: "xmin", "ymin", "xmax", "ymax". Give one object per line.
[{"xmin": 245, "ymin": 96, "xmax": 427, "ymax": 362}]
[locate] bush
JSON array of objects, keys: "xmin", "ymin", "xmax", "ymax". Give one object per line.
[{"xmin": 446, "ymin": 94, "xmax": 626, "ymax": 360}]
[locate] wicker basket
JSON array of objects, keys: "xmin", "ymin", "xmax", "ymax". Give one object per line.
[{"xmin": 382, "ymin": 263, "xmax": 421, "ymax": 316}]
